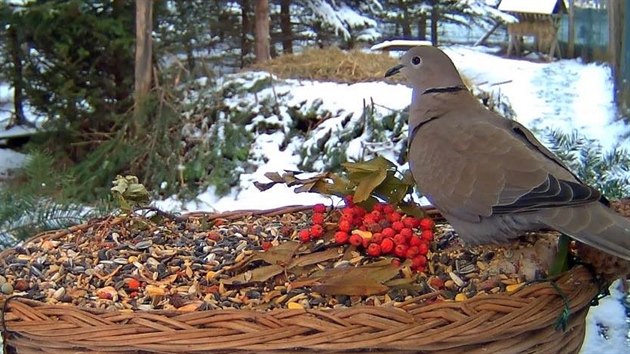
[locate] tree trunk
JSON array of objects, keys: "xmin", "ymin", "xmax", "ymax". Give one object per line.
[
  {"xmin": 112, "ymin": 0, "xmax": 129, "ymax": 110},
  {"xmin": 567, "ymin": 0, "xmax": 575, "ymax": 57},
  {"xmin": 133, "ymin": 0, "xmax": 153, "ymax": 127},
  {"xmin": 280, "ymin": 0, "xmax": 292, "ymax": 54},
  {"xmin": 7, "ymin": 25, "xmax": 26, "ymax": 127},
  {"xmin": 399, "ymin": 0, "xmax": 411, "ymax": 37},
  {"xmin": 418, "ymin": 15, "xmax": 427, "ymax": 40},
  {"xmin": 609, "ymin": 0, "xmax": 624, "ymax": 76},
  {"xmin": 241, "ymin": 0, "xmax": 252, "ymax": 67},
  {"xmin": 255, "ymin": 0, "xmax": 270, "ymax": 63},
  {"xmin": 609, "ymin": 0, "xmax": 630, "ymax": 114},
  {"xmin": 430, "ymin": 3, "xmax": 439, "ymax": 46}
]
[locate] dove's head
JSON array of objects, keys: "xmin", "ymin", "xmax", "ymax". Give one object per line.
[{"xmin": 385, "ymin": 46, "xmax": 464, "ymax": 92}]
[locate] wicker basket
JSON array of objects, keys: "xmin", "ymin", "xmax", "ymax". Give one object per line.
[{"xmin": 0, "ymin": 206, "xmax": 599, "ymax": 354}]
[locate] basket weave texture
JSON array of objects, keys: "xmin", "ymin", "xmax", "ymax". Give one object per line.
[{"xmin": 0, "ymin": 206, "xmax": 599, "ymax": 354}]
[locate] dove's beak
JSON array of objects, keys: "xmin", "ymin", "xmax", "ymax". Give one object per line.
[{"xmin": 385, "ymin": 64, "xmax": 404, "ymax": 78}]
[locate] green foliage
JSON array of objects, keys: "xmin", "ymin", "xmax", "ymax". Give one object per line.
[
  {"xmin": 298, "ymin": 99, "xmax": 408, "ymax": 172},
  {"xmin": 542, "ymin": 128, "xmax": 630, "ymax": 199},
  {"xmin": 15, "ymin": 1, "xmax": 135, "ymax": 145},
  {"xmin": 0, "ymin": 150, "xmax": 108, "ymax": 247}
]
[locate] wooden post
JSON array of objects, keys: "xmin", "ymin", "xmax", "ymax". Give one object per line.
[
  {"xmin": 134, "ymin": 0, "xmax": 153, "ymax": 126},
  {"xmin": 430, "ymin": 1, "xmax": 439, "ymax": 46},
  {"xmin": 280, "ymin": 0, "xmax": 292, "ymax": 54},
  {"xmin": 567, "ymin": 0, "xmax": 575, "ymax": 57},
  {"xmin": 255, "ymin": 0, "xmax": 270, "ymax": 64},
  {"xmin": 609, "ymin": 0, "xmax": 623, "ymax": 74}
]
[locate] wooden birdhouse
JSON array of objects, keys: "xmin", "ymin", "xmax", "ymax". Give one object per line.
[{"xmin": 498, "ymin": 0, "xmax": 567, "ymax": 60}]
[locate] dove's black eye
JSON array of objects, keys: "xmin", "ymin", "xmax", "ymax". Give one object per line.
[{"xmin": 411, "ymin": 56, "xmax": 422, "ymax": 65}]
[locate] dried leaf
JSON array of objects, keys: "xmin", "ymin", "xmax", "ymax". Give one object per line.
[
  {"xmin": 313, "ymin": 279, "xmax": 389, "ymax": 296},
  {"xmin": 255, "ymin": 170, "xmax": 353, "ymax": 197},
  {"xmin": 223, "ymin": 264, "xmax": 284, "ymax": 285},
  {"xmin": 288, "ymin": 247, "xmax": 343, "ymax": 268},
  {"xmin": 310, "ymin": 259, "xmax": 401, "ymax": 296},
  {"xmin": 255, "ymin": 241, "xmax": 300, "ymax": 266}
]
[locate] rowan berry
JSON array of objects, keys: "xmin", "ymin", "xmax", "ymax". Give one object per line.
[
  {"xmin": 394, "ymin": 244, "xmax": 409, "ymax": 258},
  {"xmin": 388, "ymin": 211, "xmax": 402, "ymax": 222},
  {"xmin": 298, "ymin": 229, "xmax": 311, "ymax": 243},
  {"xmin": 393, "ymin": 233, "xmax": 406, "ymax": 245},
  {"xmin": 383, "ymin": 204, "xmax": 395, "ymax": 214},
  {"xmin": 311, "ymin": 212, "xmax": 325, "ymax": 225},
  {"xmin": 313, "ymin": 203, "xmax": 327, "ymax": 213},
  {"xmin": 419, "ymin": 218, "xmax": 435, "ymax": 231},
  {"xmin": 400, "ymin": 227, "xmax": 413, "ymax": 239},
  {"xmin": 344, "ymin": 195, "xmax": 354, "ymax": 207},
  {"xmin": 334, "ymin": 231, "xmax": 349, "ymax": 244},
  {"xmin": 412, "ymin": 255, "xmax": 427, "ymax": 268},
  {"xmin": 310, "ymin": 224, "xmax": 324, "ymax": 238},
  {"xmin": 371, "ymin": 232, "xmax": 383, "ymax": 244},
  {"xmin": 366, "ymin": 223, "xmax": 382, "ymax": 233},
  {"xmin": 370, "ymin": 210, "xmax": 383, "ymax": 221},
  {"xmin": 373, "ymin": 203, "xmax": 385, "ymax": 212},
  {"xmin": 429, "ymin": 277, "xmax": 444, "ymax": 289},
  {"xmin": 391, "ymin": 258, "xmax": 401, "ymax": 267},
  {"xmin": 353, "ymin": 205, "xmax": 367, "ymax": 217},
  {"xmin": 261, "ymin": 241, "xmax": 273, "ymax": 251},
  {"xmin": 402, "ymin": 216, "xmax": 419, "ymax": 228},
  {"xmin": 392, "ymin": 221, "xmax": 405, "ymax": 232},
  {"xmin": 380, "ymin": 238, "xmax": 395, "ymax": 253},
  {"xmin": 417, "ymin": 242, "xmax": 429, "ymax": 255},
  {"xmin": 349, "ymin": 233, "xmax": 363, "ymax": 247},
  {"xmin": 367, "ymin": 243, "xmax": 382, "ymax": 257},
  {"xmin": 338, "ymin": 219, "xmax": 352, "ymax": 232},
  {"xmin": 406, "ymin": 246, "xmax": 419, "ymax": 259},
  {"xmin": 362, "ymin": 214, "xmax": 376, "ymax": 225},
  {"xmin": 409, "ymin": 235, "xmax": 423, "ymax": 247},
  {"xmin": 421, "ymin": 229, "xmax": 434, "ymax": 241},
  {"xmin": 127, "ymin": 278, "xmax": 141, "ymax": 291},
  {"xmin": 382, "ymin": 227, "xmax": 396, "ymax": 238}
]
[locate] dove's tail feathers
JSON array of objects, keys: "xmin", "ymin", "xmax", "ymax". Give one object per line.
[{"xmin": 539, "ymin": 203, "xmax": 630, "ymax": 261}]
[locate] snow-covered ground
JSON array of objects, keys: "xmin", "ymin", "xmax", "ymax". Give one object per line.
[
  {"xmin": 1, "ymin": 45, "xmax": 629, "ymax": 352},
  {"xmin": 0, "ymin": 149, "xmax": 27, "ymax": 183}
]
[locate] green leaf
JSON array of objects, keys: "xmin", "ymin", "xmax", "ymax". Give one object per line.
[
  {"xmin": 343, "ymin": 156, "xmax": 394, "ymax": 203},
  {"xmin": 372, "ymin": 171, "xmax": 412, "ymax": 206},
  {"xmin": 550, "ymin": 234, "xmax": 570, "ymax": 276}
]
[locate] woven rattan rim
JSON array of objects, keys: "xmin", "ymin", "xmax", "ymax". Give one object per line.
[{"xmin": 0, "ymin": 205, "xmax": 599, "ymax": 353}]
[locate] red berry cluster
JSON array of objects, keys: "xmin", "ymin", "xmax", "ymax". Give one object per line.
[
  {"xmin": 300, "ymin": 197, "xmax": 435, "ymax": 272},
  {"xmin": 298, "ymin": 203, "xmax": 328, "ymax": 242}
]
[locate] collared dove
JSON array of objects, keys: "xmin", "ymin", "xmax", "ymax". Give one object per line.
[{"xmin": 385, "ymin": 46, "xmax": 630, "ymax": 261}]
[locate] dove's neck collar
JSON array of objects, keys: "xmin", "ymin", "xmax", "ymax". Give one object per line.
[{"xmin": 421, "ymin": 85, "xmax": 467, "ymax": 95}]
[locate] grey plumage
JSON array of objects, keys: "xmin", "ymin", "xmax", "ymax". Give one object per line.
[{"xmin": 386, "ymin": 46, "xmax": 630, "ymax": 261}]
